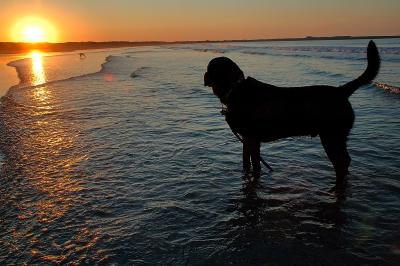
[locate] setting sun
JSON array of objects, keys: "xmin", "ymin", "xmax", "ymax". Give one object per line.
[
  {"xmin": 11, "ymin": 16, "xmax": 58, "ymax": 43},
  {"xmin": 23, "ymin": 26, "xmax": 45, "ymax": 42}
]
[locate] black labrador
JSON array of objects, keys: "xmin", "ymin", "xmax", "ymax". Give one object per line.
[{"xmin": 204, "ymin": 41, "xmax": 380, "ymax": 184}]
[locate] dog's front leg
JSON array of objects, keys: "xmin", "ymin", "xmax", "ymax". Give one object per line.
[
  {"xmin": 250, "ymin": 140, "xmax": 261, "ymax": 175},
  {"xmin": 243, "ymin": 139, "xmax": 251, "ymax": 171},
  {"xmin": 243, "ymin": 137, "xmax": 261, "ymax": 175}
]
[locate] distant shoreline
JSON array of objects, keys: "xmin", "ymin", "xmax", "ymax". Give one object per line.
[{"xmin": 1, "ymin": 35, "xmax": 399, "ymax": 54}]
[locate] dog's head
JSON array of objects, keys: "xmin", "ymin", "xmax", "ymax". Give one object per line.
[{"xmin": 204, "ymin": 57, "xmax": 244, "ymax": 103}]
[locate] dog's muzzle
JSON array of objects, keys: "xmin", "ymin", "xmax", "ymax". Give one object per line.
[{"xmin": 204, "ymin": 72, "xmax": 211, "ymax": 86}]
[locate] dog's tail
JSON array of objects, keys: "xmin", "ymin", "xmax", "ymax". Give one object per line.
[{"xmin": 340, "ymin": 40, "xmax": 380, "ymax": 98}]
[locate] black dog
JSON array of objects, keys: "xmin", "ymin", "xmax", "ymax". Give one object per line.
[{"xmin": 204, "ymin": 41, "xmax": 380, "ymax": 184}]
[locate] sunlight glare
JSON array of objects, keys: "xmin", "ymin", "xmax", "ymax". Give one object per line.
[
  {"xmin": 31, "ymin": 51, "xmax": 46, "ymax": 86},
  {"xmin": 12, "ymin": 16, "xmax": 58, "ymax": 43}
]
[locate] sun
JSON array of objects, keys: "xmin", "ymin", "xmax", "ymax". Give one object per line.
[
  {"xmin": 23, "ymin": 26, "xmax": 45, "ymax": 42},
  {"xmin": 12, "ymin": 16, "xmax": 58, "ymax": 43}
]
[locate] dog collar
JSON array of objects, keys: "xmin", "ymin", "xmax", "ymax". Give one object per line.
[{"xmin": 221, "ymin": 77, "xmax": 245, "ymax": 103}]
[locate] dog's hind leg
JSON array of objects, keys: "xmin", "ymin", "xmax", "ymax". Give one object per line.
[{"xmin": 320, "ymin": 133, "xmax": 351, "ymax": 184}]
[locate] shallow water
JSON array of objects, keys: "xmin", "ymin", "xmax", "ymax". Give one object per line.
[
  {"xmin": 0, "ymin": 39, "xmax": 399, "ymax": 265},
  {"xmin": 0, "ymin": 55, "xmax": 21, "ymax": 97}
]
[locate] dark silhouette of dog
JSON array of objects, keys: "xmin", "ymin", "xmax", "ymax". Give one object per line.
[{"xmin": 204, "ymin": 41, "xmax": 380, "ymax": 184}]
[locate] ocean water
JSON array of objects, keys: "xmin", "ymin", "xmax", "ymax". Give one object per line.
[{"xmin": 0, "ymin": 39, "xmax": 399, "ymax": 265}]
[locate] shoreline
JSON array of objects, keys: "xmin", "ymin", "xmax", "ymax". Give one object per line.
[
  {"xmin": 0, "ymin": 48, "xmax": 112, "ymax": 97},
  {"xmin": 1, "ymin": 35, "xmax": 399, "ymax": 55}
]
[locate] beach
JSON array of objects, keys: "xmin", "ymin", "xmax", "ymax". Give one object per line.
[{"xmin": 0, "ymin": 38, "xmax": 399, "ymax": 265}]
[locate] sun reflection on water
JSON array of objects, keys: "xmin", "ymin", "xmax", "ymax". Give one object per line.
[
  {"xmin": 30, "ymin": 50, "xmax": 46, "ymax": 86},
  {"xmin": 29, "ymin": 51, "xmax": 52, "ymax": 105},
  {"xmin": 0, "ymin": 50, "xmax": 98, "ymax": 263}
]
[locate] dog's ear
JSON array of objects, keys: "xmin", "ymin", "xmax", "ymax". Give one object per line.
[
  {"xmin": 236, "ymin": 69, "xmax": 245, "ymax": 83},
  {"xmin": 206, "ymin": 57, "xmax": 244, "ymax": 88}
]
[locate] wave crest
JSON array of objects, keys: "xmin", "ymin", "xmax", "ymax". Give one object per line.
[
  {"xmin": 130, "ymin": 67, "xmax": 151, "ymax": 78},
  {"xmin": 374, "ymin": 82, "xmax": 400, "ymax": 94}
]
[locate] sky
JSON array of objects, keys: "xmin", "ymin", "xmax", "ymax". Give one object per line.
[{"xmin": 0, "ymin": 0, "xmax": 399, "ymax": 42}]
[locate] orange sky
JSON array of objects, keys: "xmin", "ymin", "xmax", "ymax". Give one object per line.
[{"xmin": 1, "ymin": 0, "xmax": 399, "ymax": 42}]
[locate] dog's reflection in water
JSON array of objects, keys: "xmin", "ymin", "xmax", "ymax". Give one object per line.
[
  {"xmin": 233, "ymin": 174, "xmax": 267, "ymax": 226},
  {"xmin": 232, "ymin": 173, "xmax": 347, "ymax": 229}
]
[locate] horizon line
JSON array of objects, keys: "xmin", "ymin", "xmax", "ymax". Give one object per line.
[{"xmin": 2, "ymin": 34, "xmax": 400, "ymax": 44}]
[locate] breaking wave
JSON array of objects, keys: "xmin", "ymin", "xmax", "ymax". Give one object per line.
[{"xmin": 374, "ymin": 82, "xmax": 400, "ymax": 94}]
